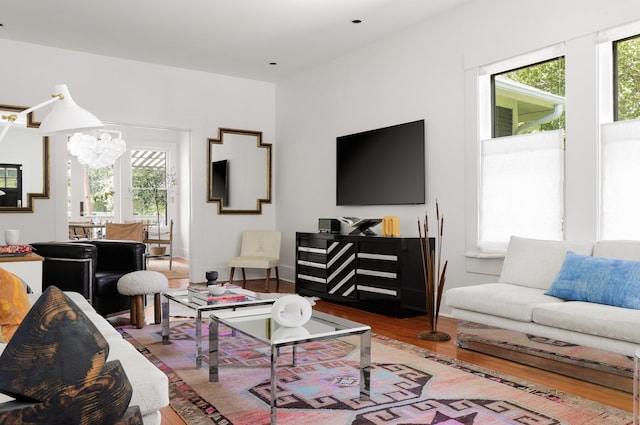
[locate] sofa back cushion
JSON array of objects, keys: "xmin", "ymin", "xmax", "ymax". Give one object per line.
[
  {"xmin": 499, "ymin": 236, "xmax": 593, "ymax": 290},
  {"xmin": 593, "ymin": 240, "xmax": 640, "ymax": 261}
]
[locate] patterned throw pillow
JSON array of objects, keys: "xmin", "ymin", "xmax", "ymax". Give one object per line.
[{"xmin": 0, "ymin": 267, "xmax": 30, "ymax": 342}]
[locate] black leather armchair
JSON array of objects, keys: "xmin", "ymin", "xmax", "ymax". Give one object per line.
[{"xmin": 30, "ymin": 240, "xmax": 147, "ymax": 316}]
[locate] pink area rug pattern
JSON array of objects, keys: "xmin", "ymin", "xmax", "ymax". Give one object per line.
[{"xmin": 117, "ymin": 321, "xmax": 632, "ymax": 424}]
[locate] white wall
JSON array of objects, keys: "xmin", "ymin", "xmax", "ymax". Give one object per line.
[
  {"xmin": 275, "ymin": 0, "xmax": 640, "ymax": 314},
  {"xmin": 0, "ymin": 39, "xmax": 276, "ymax": 283},
  {"xmin": 4, "ymin": 0, "xmax": 640, "ymax": 299}
]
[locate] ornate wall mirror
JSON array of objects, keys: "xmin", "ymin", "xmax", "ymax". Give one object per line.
[
  {"xmin": 207, "ymin": 128, "xmax": 271, "ymax": 214},
  {"xmin": 0, "ymin": 104, "xmax": 50, "ymax": 213}
]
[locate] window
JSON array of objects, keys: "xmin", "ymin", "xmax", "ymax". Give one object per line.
[
  {"xmin": 0, "ymin": 164, "xmax": 22, "ymax": 207},
  {"xmin": 493, "ymin": 58, "xmax": 565, "ymax": 137},
  {"xmin": 613, "ymin": 35, "xmax": 640, "ymax": 121},
  {"xmin": 67, "ymin": 162, "xmax": 115, "ymax": 221},
  {"xmin": 66, "ymin": 125, "xmax": 180, "ymax": 238},
  {"xmin": 131, "ymin": 150, "xmax": 172, "ymax": 226},
  {"xmin": 478, "ymin": 56, "xmax": 566, "ymax": 251},
  {"xmin": 601, "ymin": 33, "xmax": 640, "ymax": 239}
]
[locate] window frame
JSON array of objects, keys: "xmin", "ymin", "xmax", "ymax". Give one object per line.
[{"xmin": 477, "ymin": 51, "xmax": 567, "ymax": 252}]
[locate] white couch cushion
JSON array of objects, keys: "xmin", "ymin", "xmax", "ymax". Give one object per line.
[
  {"xmin": 593, "ymin": 240, "xmax": 640, "ymax": 260},
  {"xmin": 446, "ymin": 283, "xmax": 565, "ymax": 322},
  {"xmin": 533, "ymin": 301, "xmax": 640, "ymax": 344},
  {"xmin": 499, "ymin": 236, "xmax": 593, "ymax": 290},
  {"xmin": 107, "ymin": 338, "xmax": 169, "ymax": 418}
]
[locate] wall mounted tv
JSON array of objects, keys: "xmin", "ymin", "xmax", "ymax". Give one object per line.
[{"xmin": 336, "ymin": 119, "xmax": 425, "ymax": 206}]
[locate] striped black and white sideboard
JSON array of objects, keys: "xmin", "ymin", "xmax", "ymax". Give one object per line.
[{"xmin": 295, "ymin": 232, "xmax": 432, "ymax": 317}]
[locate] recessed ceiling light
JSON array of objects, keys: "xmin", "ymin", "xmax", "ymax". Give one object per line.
[{"xmin": 352, "ymin": 19, "xmax": 362, "ymax": 24}]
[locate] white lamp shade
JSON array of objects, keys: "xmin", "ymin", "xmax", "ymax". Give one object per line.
[{"xmin": 38, "ymin": 84, "xmax": 103, "ymax": 135}]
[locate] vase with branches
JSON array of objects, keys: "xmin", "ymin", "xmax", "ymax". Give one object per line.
[{"xmin": 417, "ymin": 200, "xmax": 450, "ymax": 342}]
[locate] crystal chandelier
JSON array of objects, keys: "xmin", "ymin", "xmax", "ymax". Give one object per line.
[{"xmin": 68, "ymin": 131, "xmax": 126, "ymax": 168}]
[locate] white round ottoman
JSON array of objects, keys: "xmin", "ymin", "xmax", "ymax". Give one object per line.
[{"xmin": 117, "ymin": 270, "xmax": 168, "ymax": 329}]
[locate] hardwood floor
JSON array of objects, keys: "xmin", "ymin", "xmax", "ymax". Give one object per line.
[{"xmin": 159, "ymin": 275, "xmax": 632, "ymax": 424}]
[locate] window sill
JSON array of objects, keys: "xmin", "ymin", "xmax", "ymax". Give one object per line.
[
  {"xmin": 464, "ymin": 251, "xmax": 505, "ymax": 276},
  {"xmin": 464, "ymin": 251, "xmax": 505, "ymax": 259}
]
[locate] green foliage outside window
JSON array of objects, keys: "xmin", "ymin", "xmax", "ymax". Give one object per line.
[
  {"xmin": 131, "ymin": 168, "xmax": 175, "ymax": 224},
  {"xmin": 615, "ymin": 35, "xmax": 640, "ymax": 121},
  {"xmin": 495, "ymin": 57, "xmax": 566, "ymax": 135},
  {"xmin": 87, "ymin": 166, "xmax": 114, "ymax": 213}
]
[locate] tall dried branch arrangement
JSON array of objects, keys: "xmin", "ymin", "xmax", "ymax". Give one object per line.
[{"xmin": 417, "ymin": 200, "xmax": 450, "ymax": 341}]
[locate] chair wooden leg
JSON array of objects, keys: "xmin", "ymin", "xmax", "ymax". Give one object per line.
[
  {"xmin": 241, "ymin": 268, "xmax": 247, "ymax": 288},
  {"xmin": 275, "ymin": 267, "xmax": 280, "ymax": 292},
  {"xmin": 129, "ymin": 296, "xmax": 137, "ymax": 326},
  {"xmin": 154, "ymin": 293, "xmax": 162, "ymax": 324},
  {"xmin": 229, "ymin": 267, "xmax": 235, "ymax": 285},
  {"xmin": 134, "ymin": 295, "xmax": 145, "ymax": 329},
  {"xmin": 264, "ymin": 269, "xmax": 271, "ymax": 292}
]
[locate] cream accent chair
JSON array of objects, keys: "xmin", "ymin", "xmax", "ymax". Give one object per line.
[{"xmin": 227, "ymin": 230, "xmax": 281, "ymax": 292}]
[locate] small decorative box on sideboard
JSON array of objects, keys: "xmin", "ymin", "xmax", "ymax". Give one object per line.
[{"xmin": 295, "ymin": 232, "xmax": 433, "ymax": 317}]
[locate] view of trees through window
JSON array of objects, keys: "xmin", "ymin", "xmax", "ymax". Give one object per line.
[
  {"xmin": 67, "ymin": 149, "xmax": 172, "ymax": 224},
  {"xmin": 131, "ymin": 150, "xmax": 172, "ymax": 225},
  {"xmin": 492, "ymin": 57, "xmax": 565, "ymax": 137},
  {"xmin": 88, "ymin": 167, "xmax": 115, "ymax": 214},
  {"xmin": 614, "ymin": 35, "xmax": 640, "ymax": 121}
]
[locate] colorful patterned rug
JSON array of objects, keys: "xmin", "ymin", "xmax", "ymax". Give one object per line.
[{"xmin": 117, "ymin": 321, "xmax": 632, "ymax": 424}]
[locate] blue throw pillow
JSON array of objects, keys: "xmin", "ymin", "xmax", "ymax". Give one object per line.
[{"xmin": 546, "ymin": 251, "xmax": 640, "ymax": 309}]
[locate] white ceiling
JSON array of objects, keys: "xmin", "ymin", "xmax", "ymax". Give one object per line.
[{"xmin": 0, "ymin": 0, "xmax": 471, "ymax": 82}]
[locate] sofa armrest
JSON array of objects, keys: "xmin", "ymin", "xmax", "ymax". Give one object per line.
[
  {"xmin": 84, "ymin": 240, "xmax": 146, "ymax": 273},
  {"xmin": 30, "ymin": 242, "xmax": 98, "ymax": 299}
]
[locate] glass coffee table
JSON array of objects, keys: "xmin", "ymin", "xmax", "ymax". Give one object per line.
[
  {"xmin": 209, "ymin": 307, "xmax": 371, "ymax": 425},
  {"xmin": 161, "ymin": 287, "xmax": 276, "ymax": 368}
]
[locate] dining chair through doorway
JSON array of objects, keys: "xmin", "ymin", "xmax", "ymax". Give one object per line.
[
  {"xmin": 144, "ymin": 219, "xmax": 174, "ymax": 269},
  {"xmin": 105, "ymin": 222, "xmax": 144, "ymax": 243}
]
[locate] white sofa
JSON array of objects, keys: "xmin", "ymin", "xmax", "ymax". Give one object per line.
[
  {"xmin": 446, "ymin": 236, "xmax": 640, "ymax": 391},
  {"xmin": 0, "ymin": 291, "xmax": 169, "ymax": 425}
]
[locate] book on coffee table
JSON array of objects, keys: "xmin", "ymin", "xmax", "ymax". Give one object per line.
[{"xmin": 191, "ymin": 292, "xmax": 248, "ymax": 306}]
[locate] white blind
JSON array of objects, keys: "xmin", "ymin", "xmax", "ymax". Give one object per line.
[
  {"xmin": 479, "ymin": 130, "xmax": 564, "ymax": 251},
  {"xmin": 601, "ymin": 119, "xmax": 640, "ymax": 239}
]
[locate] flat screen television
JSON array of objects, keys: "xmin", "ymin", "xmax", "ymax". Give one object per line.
[{"xmin": 336, "ymin": 119, "xmax": 425, "ymax": 205}]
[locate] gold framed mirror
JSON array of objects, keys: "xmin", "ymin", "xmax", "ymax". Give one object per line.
[
  {"xmin": 207, "ymin": 128, "xmax": 272, "ymax": 214},
  {"xmin": 0, "ymin": 104, "xmax": 50, "ymax": 213}
]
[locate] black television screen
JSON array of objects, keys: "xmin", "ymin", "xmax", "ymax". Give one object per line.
[{"xmin": 336, "ymin": 120, "xmax": 425, "ymax": 205}]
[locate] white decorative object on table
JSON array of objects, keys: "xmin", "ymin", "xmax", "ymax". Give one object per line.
[
  {"xmin": 271, "ymin": 326, "xmax": 310, "ymax": 340},
  {"xmin": 271, "ymin": 294, "xmax": 312, "ymax": 328},
  {"xmin": 208, "ymin": 284, "xmax": 226, "ymax": 296},
  {"xmin": 4, "ymin": 229, "xmax": 19, "ymax": 245}
]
